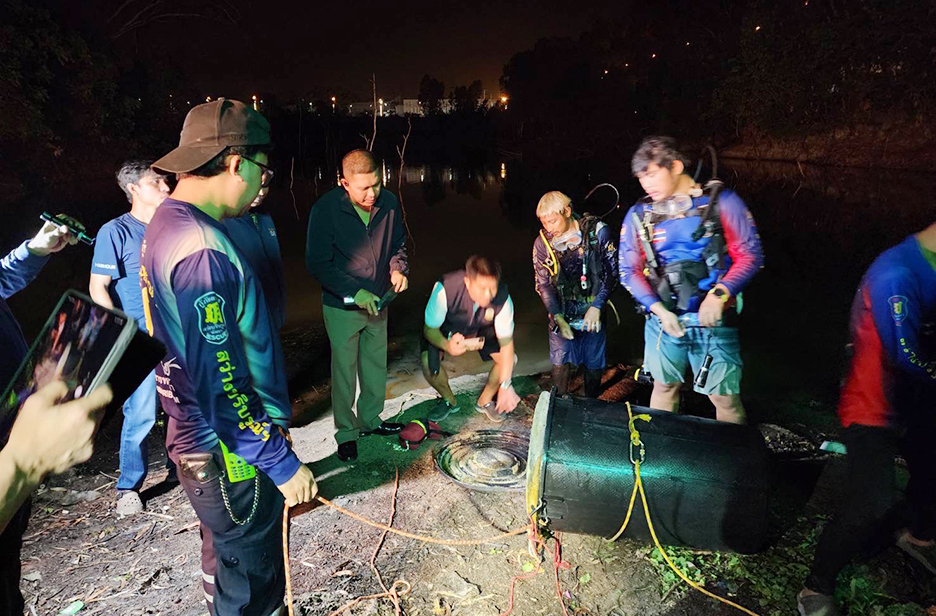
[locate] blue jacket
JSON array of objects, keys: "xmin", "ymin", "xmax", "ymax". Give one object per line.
[{"xmin": 0, "ymin": 241, "xmax": 49, "ymax": 386}]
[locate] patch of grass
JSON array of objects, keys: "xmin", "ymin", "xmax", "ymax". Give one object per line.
[
  {"xmin": 834, "ymin": 565, "xmax": 923, "ymax": 616},
  {"xmin": 631, "ymin": 515, "xmax": 927, "ymax": 616}
]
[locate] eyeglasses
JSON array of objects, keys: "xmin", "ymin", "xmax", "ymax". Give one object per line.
[{"xmin": 241, "ymin": 155, "xmax": 274, "ymax": 188}]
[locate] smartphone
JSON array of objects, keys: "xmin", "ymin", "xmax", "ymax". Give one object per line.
[
  {"xmin": 463, "ymin": 337, "xmax": 485, "ymax": 352},
  {"xmin": 0, "ymin": 291, "xmax": 137, "ymax": 440},
  {"xmin": 40, "ymin": 212, "xmax": 95, "ymax": 245}
]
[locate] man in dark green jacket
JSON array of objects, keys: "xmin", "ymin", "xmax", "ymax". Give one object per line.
[{"xmin": 306, "ymin": 150, "xmax": 409, "ymax": 462}]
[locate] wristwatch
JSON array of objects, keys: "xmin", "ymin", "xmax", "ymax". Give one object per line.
[{"xmin": 709, "ymin": 287, "xmax": 729, "ymax": 304}]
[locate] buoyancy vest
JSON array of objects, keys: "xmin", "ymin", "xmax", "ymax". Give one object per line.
[
  {"xmin": 438, "ymin": 270, "xmax": 510, "ymax": 338},
  {"xmin": 635, "ymin": 187, "xmax": 727, "ymax": 312},
  {"xmin": 538, "ymin": 214, "xmax": 605, "ymax": 312}
]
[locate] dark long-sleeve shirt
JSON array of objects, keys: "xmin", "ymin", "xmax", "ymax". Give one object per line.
[
  {"xmin": 141, "ymin": 199, "xmax": 298, "ymax": 485},
  {"xmin": 839, "ymin": 236, "xmax": 936, "ymax": 429},
  {"xmin": 223, "ymin": 212, "xmax": 286, "ymax": 331},
  {"xmin": 305, "ymin": 187, "xmax": 408, "ymax": 309}
]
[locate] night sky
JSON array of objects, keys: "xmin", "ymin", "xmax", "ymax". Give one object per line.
[{"xmin": 59, "ymin": 0, "xmax": 621, "ymax": 100}]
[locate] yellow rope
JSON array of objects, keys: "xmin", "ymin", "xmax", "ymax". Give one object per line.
[{"xmin": 608, "ymin": 402, "xmax": 762, "ymax": 616}]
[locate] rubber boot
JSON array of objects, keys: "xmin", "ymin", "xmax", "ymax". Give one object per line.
[
  {"xmin": 584, "ymin": 368, "xmax": 603, "ymax": 398},
  {"xmin": 551, "ymin": 365, "xmax": 571, "ymax": 396}
]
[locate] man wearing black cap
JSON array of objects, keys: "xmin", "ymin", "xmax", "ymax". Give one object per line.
[{"xmin": 141, "ymin": 98, "xmax": 316, "ymax": 615}]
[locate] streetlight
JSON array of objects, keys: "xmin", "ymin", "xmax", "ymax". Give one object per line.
[{"xmin": 252, "ymin": 94, "xmax": 258, "ymax": 110}]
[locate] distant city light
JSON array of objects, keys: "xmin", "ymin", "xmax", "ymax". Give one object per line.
[
  {"xmin": 625, "ymin": 63, "xmax": 629, "ymax": 67},
  {"xmin": 252, "ymin": 94, "xmax": 258, "ymax": 110},
  {"xmin": 755, "ymin": 25, "xmax": 761, "ymax": 31},
  {"xmin": 500, "ymin": 163, "xmax": 506, "ymax": 180},
  {"xmin": 651, "ymin": 53, "xmax": 657, "ymax": 58},
  {"xmin": 603, "ymin": 69, "xmax": 609, "ymax": 74},
  {"xmin": 206, "ymin": 96, "xmax": 211, "ymax": 102},
  {"xmin": 500, "ymin": 95, "xmax": 508, "ymax": 104},
  {"xmin": 686, "ymin": 41, "xmax": 690, "ymax": 46}
]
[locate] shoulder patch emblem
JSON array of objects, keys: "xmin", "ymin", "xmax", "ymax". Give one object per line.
[
  {"xmin": 484, "ymin": 308, "xmax": 495, "ymax": 322},
  {"xmin": 888, "ymin": 295, "xmax": 908, "ymax": 326},
  {"xmin": 195, "ymin": 292, "xmax": 229, "ymax": 344}
]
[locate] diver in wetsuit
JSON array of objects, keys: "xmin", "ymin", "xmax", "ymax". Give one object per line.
[
  {"xmin": 533, "ymin": 191, "xmax": 617, "ymax": 397},
  {"xmin": 619, "ymin": 136, "xmax": 763, "ymax": 424}
]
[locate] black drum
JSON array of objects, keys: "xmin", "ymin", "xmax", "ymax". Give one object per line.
[{"xmin": 526, "ymin": 392, "xmax": 771, "ymax": 553}]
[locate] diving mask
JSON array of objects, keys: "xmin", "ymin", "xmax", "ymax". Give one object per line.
[
  {"xmin": 650, "ymin": 193, "xmax": 694, "ymax": 217},
  {"xmin": 550, "ymin": 228, "xmax": 583, "ymax": 252}
]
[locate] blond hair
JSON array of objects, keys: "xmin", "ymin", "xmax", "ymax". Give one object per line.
[{"xmin": 536, "ymin": 191, "xmax": 572, "ymax": 217}]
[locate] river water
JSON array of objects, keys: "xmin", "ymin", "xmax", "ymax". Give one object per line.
[{"xmin": 3, "ymin": 159, "xmax": 934, "ymax": 424}]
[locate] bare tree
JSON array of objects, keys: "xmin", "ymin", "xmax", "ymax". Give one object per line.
[
  {"xmin": 108, "ymin": 0, "xmax": 241, "ymax": 40},
  {"xmin": 360, "ymin": 73, "xmax": 378, "ymax": 151},
  {"xmin": 396, "ymin": 117, "xmax": 414, "ymax": 253}
]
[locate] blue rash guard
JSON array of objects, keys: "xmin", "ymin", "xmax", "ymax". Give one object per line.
[
  {"xmin": 618, "ymin": 190, "xmax": 764, "ymax": 313},
  {"xmin": 839, "ymin": 236, "xmax": 936, "ymax": 429},
  {"xmin": 140, "ymin": 199, "xmax": 299, "ymax": 485}
]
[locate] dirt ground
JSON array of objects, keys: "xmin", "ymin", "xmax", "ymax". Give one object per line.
[{"xmin": 16, "ymin": 332, "xmax": 936, "ymax": 616}]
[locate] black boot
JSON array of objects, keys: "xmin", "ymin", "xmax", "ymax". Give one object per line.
[
  {"xmin": 551, "ymin": 365, "xmax": 571, "ymax": 396},
  {"xmin": 584, "ymin": 369, "xmax": 603, "ymax": 398}
]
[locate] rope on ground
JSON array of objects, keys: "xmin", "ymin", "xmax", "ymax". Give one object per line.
[
  {"xmin": 314, "ymin": 494, "xmax": 531, "ymax": 545},
  {"xmin": 608, "ymin": 402, "xmax": 762, "ymax": 616},
  {"xmin": 498, "ymin": 515, "xmax": 551, "ymax": 616}
]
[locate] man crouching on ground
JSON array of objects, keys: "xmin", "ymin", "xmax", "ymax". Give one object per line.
[
  {"xmin": 421, "ymin": 256, "xmax": 521, "ymax": 422},
  {"xmin": 143, "ymin": 98, "xmax": 317, "ymax": 615}
]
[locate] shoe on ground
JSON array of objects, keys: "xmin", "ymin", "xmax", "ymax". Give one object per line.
[
  {"xmin": 797, "ymin": 590, "xmax": 840, "ymax": 616},
  {"xmin": 896, "ymin": 529, "xmax": 936, "ymax": 576},
  {"xmin": 164, "ymin": 466, "xmax": 179, "ymax": 485},
  {"xmin": 115, "ymin": 490, "xmax": 144, "ymax": 516},
  {"xmin": 362, "ymin": 421, "xmax": 404, "ymax": 436},
  {"xmin": 475, "ymin": 401, "xmax": 504, "ymax": 423},
  {"xmin": 336, "ymin": 441, "xmax": 358, "ymax": 462},
  {"xmin": 428, "ymin": 399, "xmax": 460, "ymax": 422}
]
